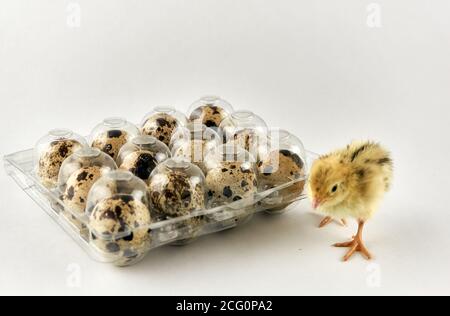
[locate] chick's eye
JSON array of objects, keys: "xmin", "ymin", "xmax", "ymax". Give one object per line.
[{"xmin": 331, "ymin": 185, "xmax": 338, "ymax": 193}]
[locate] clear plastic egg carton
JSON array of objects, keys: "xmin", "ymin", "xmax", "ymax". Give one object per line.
[{"xmin": 3, "ymin": 96, "xmax": 316, "ymax": 267}]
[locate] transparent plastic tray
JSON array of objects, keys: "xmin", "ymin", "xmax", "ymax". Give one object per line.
[{"xmin": 4, "ymin": 148, "xmax": 316, "ymax": 266}]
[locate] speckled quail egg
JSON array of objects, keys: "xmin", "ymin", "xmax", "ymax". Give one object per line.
[
  {"xmin": 90, "ymin": 118, "xmax": 140, "ymax": 160},
  {"xmin": 148, "ymin": 159, "xmax": 206, "ymax": 242},
  {"xmin": 63, "ymin": 166, "xmax": 103, "ymax": 215},
  {"xmin": 170, "ymin": 123, "xmax": 221, "ymax": 174},
  {"xmin": 38, "ymin": 139, "xmax": 84, "ymax": 188},
  {"xmin": 92, "ymin": 130, "xmax": 130, "ymax": 160},
  {"xmin": 205, "ymin": 161, "xmax": 258, "ymax": 206},
  {"xmin": 190, "ymin": 105, "xmax": 228, "ymax": 129},
  {"xmin": 58, "ymin": 147, "xmax": 118, "ymax": 230},
  {"xmin": 120, "ymin": 151, "xmax": 159, "ymax": 183},
  {"xmin": 258, "ymin": 149, "xmax": 306, "ymax": 198},
  {"xmin": 141, "ymin": 108, "xmax": 187, "ymax": 147},
  {"xmin": 257, "ymin": 130, "xmax": 308, "ymax": 213},
  {"xmin": 188, "ymin": 96, "xmax": 234, "ymax": 129},
  {"xmin": 232, "ymin": 128, "xmax": 263, "ymax": 154},
  {"xmin": 220, "ymin": 111, "xmax": 268, "ymax": 157},
  {"xmin": 89, "ymin": 195, "xmax": 152, "ymax": 266},
  {"xmin": 172, "ymin": 139, "xmax": 213, "ymax": 174}
]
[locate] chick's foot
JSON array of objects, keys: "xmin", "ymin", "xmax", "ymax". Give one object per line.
[
  {"xmin": 333, "ymin": 220, "xmax": 372, "ymax": 261},
  {"xmin": 334, "ymin": 238, "xmax": 372, "ymax": 261},
  {"xmin": 319, "ymin": 216, "xmax": 347, "ymax": 228}
]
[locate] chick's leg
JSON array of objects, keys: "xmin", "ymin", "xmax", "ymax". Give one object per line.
[
  {"xmin": 334, "ymin": 220, "xmax": 372, "ymax": 261},
  {"xmin": 319, "ymin": 216, "xmax": 347, "ymax": 228}
]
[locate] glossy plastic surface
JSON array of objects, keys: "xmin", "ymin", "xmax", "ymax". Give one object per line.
[
  {"xmin": 170, "ymin": 123, "xmax": 221, "ymax": 173},
  {"xmin": 257, "ymin": 130, "xmax": 308, "ymax": 214},
  {"xmin": 89, "ymin": 117, "xmax": 141, "ymax": 161},
  {"xmin": 4, "ymin": 148, "xmax": 315, "ymax": 266},
  {"xmin": 219, "ymin": 111, "xmax": 269, "ymax": 158},
  {"xmin": 34, "ymin": 129, "xmax": 88, "ymax": 189},
  {"xmin": 141, "ymin": 106, "xmax": 187, "ymax": 147},
  {"xmin": 6, "ymin": 102, "xmax": 315, "ymax": 267},
  {"xmin": 57, "ymin": 147, "xmax": 118, "ymax": 217},
  {"xmin": 117, "ymin": 135, "xmax": 171, "ymax": 184},
  {"xmin": 188, "ymin": 96, "xmax": 234, "ymax": 130}
]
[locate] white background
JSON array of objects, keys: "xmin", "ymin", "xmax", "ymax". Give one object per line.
[{"xmin": 1, "ymin": 0, "xmax": 449, "ymax": 296}]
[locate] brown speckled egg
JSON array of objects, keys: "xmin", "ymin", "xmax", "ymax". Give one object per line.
[
  {"xmin": 92, "ymin": 130, "xmax": 129, "ymax": 160},
  {"xmin": 206, "ymin": 161, "xmax": 258, "ymax": 206},
  {"xmin": 89, "ymin": 195, "xmax": 151, "ymax": 266},
  {"xmin": 232, "ymin": 129, "xmax": 261, "ymax": 153},
  {"xmin": 149, "ymin": 171, "xmax": 205, "ymax": 218},
  {"xmin": 258, "ymin": 149, "xmax": 306, "ymax": 199},
  {"xmin": 148, "ymin": 160, "xmax": 206, "ymax": 243},
  {"xmin": 63, "ymin": 166, "xmax": 103, "ymax": 216},
  {"xmin": 142, "ymin": 113, "xmax": 180, "ymax": 147},
  {"xmin": 120, "ymin": 151, "xmax": 159, "ymax": 183},
  {"xmin": 150, "ymin": 171, "xmax": 205, "ymax": 243},
  {"xmin": 173, "ymin": 140, "xmax": 211, "ymax": 174},
  {"xmin": 38, "ymin": 140, "xmax": 83, "ymax": 188},
  {"xmin": 189, "ymin": 105, "xmax": 228, "ymax": 129}
]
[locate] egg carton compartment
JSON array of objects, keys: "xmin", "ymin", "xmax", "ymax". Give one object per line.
[{"xmin": 4, "ymin": 148, "xmax": 316, "ymax": 266}]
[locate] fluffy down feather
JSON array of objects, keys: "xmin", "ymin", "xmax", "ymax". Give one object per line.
[{"xmin": 308, "ymin": 141, "xmax": 393, "ymax": 221}]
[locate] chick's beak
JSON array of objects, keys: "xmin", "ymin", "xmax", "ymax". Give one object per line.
[{"xmin": 312, "ymin": 198, "xmax": 322, "ymax": 210}]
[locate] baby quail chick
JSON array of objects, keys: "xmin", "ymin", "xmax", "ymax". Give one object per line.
[{"xmin": 308, "ymin": 141, "xmax": 393, "ymax": 261}]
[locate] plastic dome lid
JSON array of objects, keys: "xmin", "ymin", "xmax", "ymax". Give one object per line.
[
  {"xmin": 169, "ymin": 122, "xmax": 221, "ymax": 152},
  {"xmin": 188, "ymin": 96, "xmax": 234, "ymax": 126},
  {"xmin": 219, "ymin": 111, "xmax": 268, "ymax": 144},
  {"xmin": 189, "ymin": 96, "xmax": 233, "ymax": 113},
  {"xmin": 35, "ymin": 129, "xmax": 87, "ymax": 157},
  {"xmin": 117, "ymin": 135, "xmax": 171, "ymax": 167},
  {"xmin": 220, "ymin": 110, "xmax": 268, "ymax": 133},
  {"xmin": 219, "ymin": 111, "xmax": 268, "ymax": 159},
  {"xmin": 89, "ymin": 117, "xmax": 140, "ymax": 143},
  {"xmin": 86, "ymin": 170, "xmax": 150, "ymax": 216},
  {"xmin": 140, "ymin": 106, "xmax": 187, "ymax": 128},
  {"xmin": 204, "ymin": 144, "xmax": 257, "ymax": 171},
  {"xmin": 34, "ymin": 129, "xmax": 88, "ymax": 188},
  {"xmin": 57, "ymin": 147, "xmax": 118, "ymax": 192},
  {"xmin": 260, "ymin": 129, "xmax": 307, "ymax": 168},
  {"xmin": 150, "ymin": 157, "xmax": 206, "ymax": 181}
]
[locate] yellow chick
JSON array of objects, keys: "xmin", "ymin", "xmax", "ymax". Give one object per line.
[{"xmin": 307, "ymin": 141, "xmax": 393, "ymax": 261}]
